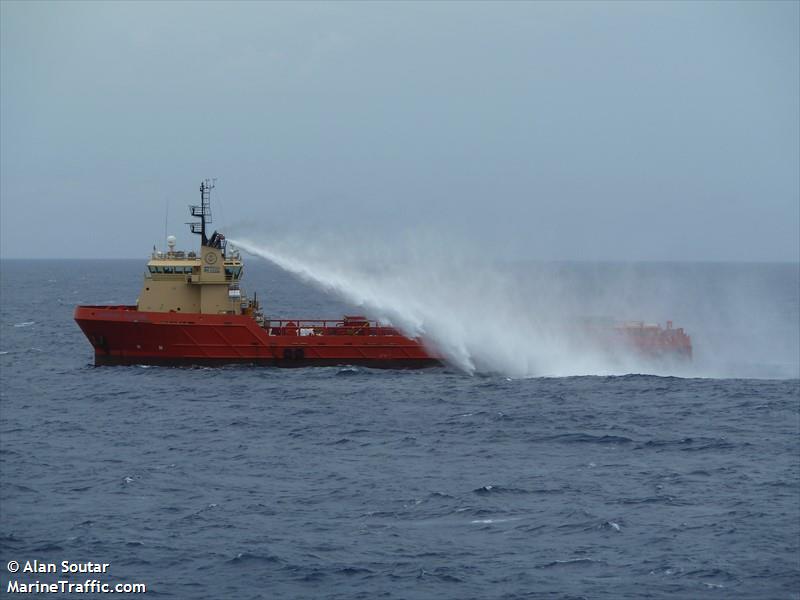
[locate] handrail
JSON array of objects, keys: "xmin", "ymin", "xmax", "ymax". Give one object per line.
[{"xmin": 264, "ymin": 319, "xmax": 401, "ymax": 337}]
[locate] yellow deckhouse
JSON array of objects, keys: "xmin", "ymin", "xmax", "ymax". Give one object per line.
[{"xmin": 136, "ymin": 180, "xmax": 258, "ymax": 318}]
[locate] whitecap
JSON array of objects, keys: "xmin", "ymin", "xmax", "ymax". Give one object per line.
[
  {"xmin": 13, "ymin": 321, "xmax": 35, "ymax": 328},
  {"xmin": 470, "ymin": 517, "xmax": 521, "ymax": 524}
]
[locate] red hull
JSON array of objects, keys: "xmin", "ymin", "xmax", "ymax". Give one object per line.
[
  {"xmin": 74, "ymin": 306, "xmax": 440, "ymax": 368},
  {"xmin": 603, "ymin": 323, "xmax": 692, "ymax": 361},
  {"xmin": 75, "ymin": 307, "xmax": 691, "ymax": 368}
]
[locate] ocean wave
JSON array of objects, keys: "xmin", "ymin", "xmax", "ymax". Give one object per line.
[
  {"xmin": 228, "ymin": 552, "xmax": 282, "ymax": 565},
  {"xmin": 470, "ymin": 517, "xmax": 522, "ymax": 524},
  {"xmin": 537, "ymin": 433, "xmax": 636, "ymax": 445},
  {"xmin": 538, "ymin": 558, "xmax": 605, "ymax": 569},
  {"xmin": 473, "ymin": 485, "xmax": 530, "ymax": 495}
]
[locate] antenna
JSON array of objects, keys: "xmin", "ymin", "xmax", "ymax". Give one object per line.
[
  {"xmin": 164, "ymin": 198, "xmax": 169, "ymax": 250},
  {"xmin": 213, "ymin": 177, "xmax": 227, "ymax": 230}
]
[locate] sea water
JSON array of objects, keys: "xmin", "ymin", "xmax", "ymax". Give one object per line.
[{"xmin": 1, "ymin": 259, "xmax": 798, "ymax": 599}]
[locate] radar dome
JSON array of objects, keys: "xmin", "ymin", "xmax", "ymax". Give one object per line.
[{"xmin": 167, "ymin": 235, "xmax": 177, "ymax": 249}]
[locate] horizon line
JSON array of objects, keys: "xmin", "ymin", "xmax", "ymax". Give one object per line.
[{"xmin": 1, "ymin": 256, "xmax": 798, "ymax": 265}]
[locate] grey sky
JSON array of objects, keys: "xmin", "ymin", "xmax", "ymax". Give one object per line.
[{"xmin": 1, "ymin": 0, "xmax": 797, "ymax": 260}]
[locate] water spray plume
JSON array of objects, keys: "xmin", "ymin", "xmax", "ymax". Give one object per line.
[
  {"xmin": 228, "ymin": 230, "xmax": 799, "ymax": 380},
  {"xmin": 229, "ymin": 236, "xmax": 663, "ymax": 378}
]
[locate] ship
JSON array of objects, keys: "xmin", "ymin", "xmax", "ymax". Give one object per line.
[
  {"xmin": 579, "ymin": 317, "xmax": 693, "ymax": 362},
  {"xmin": 74, "ymin": 181, "xmax": 692, "ymax": 368}
]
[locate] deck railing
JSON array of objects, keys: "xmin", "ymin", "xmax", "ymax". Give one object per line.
[{"xmin": 264, "ymin": 319, "xmax": 401, "ymax": 337}]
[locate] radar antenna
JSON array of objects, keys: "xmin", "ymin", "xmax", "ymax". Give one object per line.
[{"xmin": 188, "ymin": 179, "xmax": 214, "ymax": 245}]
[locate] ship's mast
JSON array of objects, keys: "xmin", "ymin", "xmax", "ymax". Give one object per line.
[{"xmin": 189, "ymin": 179, "xmax": 214, "ymax": 246}]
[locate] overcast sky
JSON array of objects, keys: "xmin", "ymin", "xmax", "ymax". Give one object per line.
[{"xmin": 1, "ymin": 0, "xmax": 798, "ymax": 260}]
